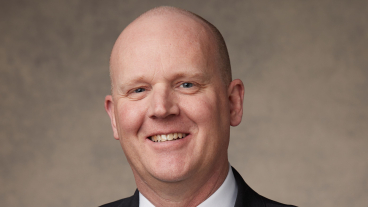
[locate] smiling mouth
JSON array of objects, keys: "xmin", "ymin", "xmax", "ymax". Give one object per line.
[{"xmin": 149, "ymin": 133, "xmax": 188, "ymax": 142}]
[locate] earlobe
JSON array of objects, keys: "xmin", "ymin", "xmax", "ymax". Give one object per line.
[
  {"xmin": 228, "ymin": 79, "xmax": 245, "ymax": 126},
  {"xmin": 104, "ymin": 95, "xmax": 120, "ymax": 140}
]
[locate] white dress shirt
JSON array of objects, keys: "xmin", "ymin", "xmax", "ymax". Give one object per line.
[{"xmin": 139, "ymin": 164, "xmax": 238, "ymax": 207}]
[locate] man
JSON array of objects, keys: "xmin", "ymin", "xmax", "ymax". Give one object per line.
[{"xmin": 102, "ymin": 6, "xmax": 295, "ymax": 207}]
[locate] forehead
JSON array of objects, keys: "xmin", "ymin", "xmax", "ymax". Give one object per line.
[{"xmin": 110, "ymin": 14, "xmax": 219, "ymax": 83}]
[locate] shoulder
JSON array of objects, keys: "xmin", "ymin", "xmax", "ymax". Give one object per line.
[
  {"xmin": 261, "ymin": 196, "xmax": 297, "ymax": 207},
  {"xmin": 99, "ymin": 190, "xmax": 139, "ymax": 207},
  {"xmin": 232, "ymin": 167, "xmax": 297, "ymax": 207}
]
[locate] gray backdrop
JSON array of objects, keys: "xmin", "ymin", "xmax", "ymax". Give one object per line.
[{"xmin": 1, "ymin": 0, "xmax": 367, "ymax": 206}]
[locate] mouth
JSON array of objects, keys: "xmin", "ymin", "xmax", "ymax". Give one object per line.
[{"xmin": 149, "ymin": 133, "xmax": 188, "ymax": 142}]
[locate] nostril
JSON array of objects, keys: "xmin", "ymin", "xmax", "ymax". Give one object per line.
[{"xmin": 148, "ymin": 90, "xmax": 179, "ymax": 119}]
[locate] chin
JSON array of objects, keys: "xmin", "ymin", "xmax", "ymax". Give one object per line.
[
  {"xmin": 153, "ymin": 171, "xmax": 191, "ymax": 183},
  {"xmin": 148, "ymin": 162, "xmax": 194, "ymax": 183}
]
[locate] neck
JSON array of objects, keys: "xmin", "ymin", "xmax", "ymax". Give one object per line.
[{"xmin": 134, "ymin": 160, "xmax": 229, "ymax": 207}]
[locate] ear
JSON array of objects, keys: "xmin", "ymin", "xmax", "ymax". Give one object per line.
[
  {"xmin": 227, "ymin": 79, "xmax": 245, "ymax": 126},
  {"xmin": 104, "ymin": 95, "xmax": 120, "ymax": 140}
]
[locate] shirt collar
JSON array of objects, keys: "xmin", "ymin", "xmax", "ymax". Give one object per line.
[
  {"xmin": 139, "ymin": 192, "xmax": 155, "ymax": 207},
  {"xmin": 139, "ymin": 164, "xmax": 238, "ymax": 207}
]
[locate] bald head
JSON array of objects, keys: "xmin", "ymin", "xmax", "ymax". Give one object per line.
[{"xmin": 109, "ymin": 6, "xmax": 231, "ymax": 92}]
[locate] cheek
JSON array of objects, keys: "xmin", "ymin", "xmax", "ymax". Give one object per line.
[
  {"xmin": 116, "ymin": 101, "xmax": 146, "ymax": 135},
  {"xmin": 181, "ymin": 92, "xmax": 226, "ymax": 128},
  {"xmin": 181, "ymin": 92, "xmax": 230, "ymax": 162}
]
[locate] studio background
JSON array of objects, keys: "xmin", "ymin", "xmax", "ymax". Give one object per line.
[{"xmin": 1, "ymin": 0, "xmax": 367, "ymax": 206}]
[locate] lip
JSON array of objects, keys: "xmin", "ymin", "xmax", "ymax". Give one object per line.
[
  {"xmin": 145, "ymin": 133, "xmax": 191, "ymax": 151},
  {"xmin": 146, "ymin": 131, "xmax": 190, "ymax": 139}
]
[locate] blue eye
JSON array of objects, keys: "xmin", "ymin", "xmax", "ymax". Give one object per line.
[
  {"xmin": 134, "ymin": 88, "xmax": 145, "ymax": 93},
  {"xmin": 181, "ymin": 82, "xmax": 193, "ymax": 88}
]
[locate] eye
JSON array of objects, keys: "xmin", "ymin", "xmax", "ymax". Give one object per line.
[
  {"xmin": 134, "ymin": 88, "xmax": 146, "ymax": 93},
  {"xmin": 180, "ymin": 82, "xmax": 193, "ymax": 88}
]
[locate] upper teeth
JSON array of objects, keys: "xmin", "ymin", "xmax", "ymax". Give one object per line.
[{"xmin": 150, "ymin": 133, "xmax": 187, "ymax": 142}]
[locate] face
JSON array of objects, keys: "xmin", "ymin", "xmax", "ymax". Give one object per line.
[{"xmin": 105, "ymin": 16, "xmax": 243, "ymax": 185}]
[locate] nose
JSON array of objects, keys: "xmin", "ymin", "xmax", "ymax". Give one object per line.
[{"xmin": 148, "ymin": 85, "xmax": 179, "ymax": 119}]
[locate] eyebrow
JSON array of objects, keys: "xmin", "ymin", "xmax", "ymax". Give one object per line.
[
  {"xmin": 117, "ymin": 75, "xmax": 147, "ymax": 91},
  {"xmin": 169, "ymin": 71, "xmax": 211, "ymax": 81}
]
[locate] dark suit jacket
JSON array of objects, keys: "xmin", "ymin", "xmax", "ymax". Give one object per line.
[{"xmin": 100, "ymin": 167, "xmax": 296, "ymax": 207}]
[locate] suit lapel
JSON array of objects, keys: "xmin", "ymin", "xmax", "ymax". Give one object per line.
[
  {"xmin": 232, "ymin": 167, "xmax": 265, "ymax": 207},
  {"xmin": 117, "ymin": 189, "xmax": 139, "ymax": 207}
]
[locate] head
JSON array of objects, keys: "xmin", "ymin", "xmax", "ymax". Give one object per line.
[{"xmin": 105, "ymin": 6, "xmax": 244, "ymax": 188}]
